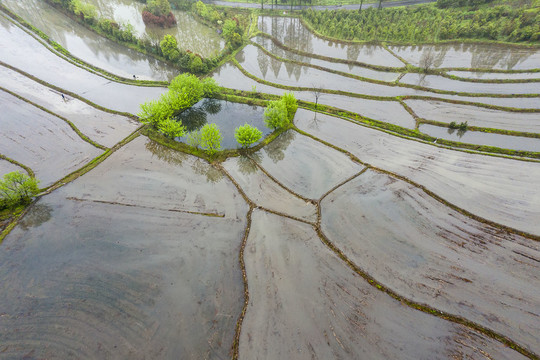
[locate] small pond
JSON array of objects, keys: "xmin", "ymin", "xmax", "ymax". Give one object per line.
[{"xmin": 175, "ymin": 99, "xmax": 271, "ymax": 149}]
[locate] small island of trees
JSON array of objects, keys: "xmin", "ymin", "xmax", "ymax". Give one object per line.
[{"xmin": 142, "ymin": 0, "xmax": 177, "ymax": 28}]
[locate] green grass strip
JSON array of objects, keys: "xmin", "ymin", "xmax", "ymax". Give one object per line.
[{"xmin": 0, "ymin": 154, "xmax": 35, "ymax": 178}]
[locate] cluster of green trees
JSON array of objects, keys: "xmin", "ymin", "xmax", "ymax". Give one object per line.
[
  {"xmin": 0, "ymin": 172, "xmax": 39, "ymax": 210},
  {"xmin": 192, "ymin": 1, "xmax": 246, "ymax": 49},
  {"xmin": 264, "ymin": 92, "xmax": 297, "ymax": 130},
  {"xmin": 158, "ymin": 34, "xmax": 211, "ymax": 73},
  {"xmin": 302, "ymin": 4, "xmax": 540, "ymax": 43},
  {"xmin": 436, "ymin": 0, "xmax": 494, "ymax": 8},
  {"xmin": 138, "ymin": 74, "xmax": 218, "ymax": 138},
  {"xmin": 142, "ymin": 0, "xmax": 177, "ymax": 27}
]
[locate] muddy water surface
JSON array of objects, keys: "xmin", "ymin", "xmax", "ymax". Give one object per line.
[
  {"xmin": 322, "ymin": 170, "xmax": 540, "ymax": 354},
  {"xmin": 0, "ymin": 91, "xmax": 103, "ymax": 187},
  {"xmin": 0, "ymin": 137, "xmax": 247, "ymax": 358},
  {"xmin": 258, "ymin": 16, "xmax": 404, "ymax": 68},
  {"xmin": 1, "ymin": 0, "xmax": 178, "ymax": 81},
  {"xmin": 240, "ymin": 210, "xmax": 527, "ymax": 360},
  {"xmin": 295, "ymin": 109, "xmax": 540, "ymax": 236},
  {"xmin": 0, "ymin": 15, "xmax": 167, "ymax": 114}
]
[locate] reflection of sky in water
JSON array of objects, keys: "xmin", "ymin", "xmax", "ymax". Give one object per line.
[
  {"xmin": 420, "ymin": 124, "xmax": 540, "ymax": 153},
  {"xmin": 176, "ymin": 99, "xmax": 271, "ymax": 149}
]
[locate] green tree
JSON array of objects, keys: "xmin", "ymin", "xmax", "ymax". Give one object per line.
[
  {"xmin": 281, "ymin": 92, "xmax": 298, "ymax": 116},
  {"xmin": 264, "ymin": 100, "xmax": 288, "ymax": 130},
  {"xmin": 138, "ymin": 98, "xmax": 174, "ymax": 126},
  {"xmin": 201, "ymin": 77, "xmax": 219, "ymax": 97},
  {"xmin": 189, "ymin": 55, "xmax": 204, "ymax": 73},
  {"xmin": 72, "ymin": 0, "xmax": 98, "ymax": 22},
  {"xmin": 158, "ymin": 118, "xmax": 186, "ymax": 138},
  {"xmin": 160, "ymin": 34, "xmax": 180, "ymax": 62},
  {"xmin": 222, "ymin": 19, "xmax": 238, "ymax": 40},
  {"xmin": 147, "ymin": 0, "xmax": 172, "ymax": 16},
  {"xmin": 193, "ymin": 1, "xmax": 208, "ymax": 17},
  {"xmin": 0, "ymin": 172, "xmax": 40, "ymax": 209},
  {"xmin": 187, "ymin": 129, "xmax": 203, "ymax": 149},
  {"xmin": 200, "ymin": 123, "xmax": 222, "ymax": 155},
  {"xmin": 235, "ymin": 124, "xmax": 263, "ymax": 148},
  {"xmin": 138, "ymin": 74, "xmax": 209, "ymax": 127}
]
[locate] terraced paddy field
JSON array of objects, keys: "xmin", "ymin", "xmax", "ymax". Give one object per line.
[
  {"xmin": 0, "ymin": 5, "xmax": 539, "ymax": 360},
  {"xmin": 1, "ymin": 0, "xmax": 178, "ymax": 81}
]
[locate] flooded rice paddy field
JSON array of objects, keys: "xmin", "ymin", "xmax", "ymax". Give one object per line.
[
  {"xmin": 294, "ymin": 109, "xmax": 540, "ymax": 236},
  {"xmin": 0, "ymin": 159, "xmax": 25, "ymax": 178},
  {"xmin": 85, "ymin": 0, "xmax": 225, "ymax": 58},
  {"xmin": 0, "ymin": 14, "xmax": 167, "ymax": 114},
  {"xmin": 389, "ymin": 43, "xmax": 540, "ymax": 70},
  {"xmin": 1, "ymin": 0, "xmax": 178, "ymax": 81},
  {"xmin": 258, "ymin": 16, "xmax": 405, "ymax": 68},
  {"xmin": 400, "ymin": 73, "xmax": 540, "ymax": 95},
  {"xmin": 0, "ymin": 138, "xmax": 247, "ymax": 359},
  {"xmin": 241, "ymin": 210, "xmax": 527, "ymax": 360},
  {"xmin": 406, "ymin": 99, "xmax": 540, "ymax": 133},
  {"xmin": 0, "ymin": 90, "xmax": 103, "ymax": 187},
  {"xmin": 448, "ymin": 70, "xmax": 540, "ymax": 81},
  {"xmin": 419, "ymin": 124, "xmax": 540, "ymax": 153},
  {"xmin": 237, "ymin": 45, "xmax": 429, "ymax": 97},
  {"xmin": 0, "ymin": 7, "xmax": 539, "ymax": 359},
  {"xmin": 252, "ymin": 35, "xmax": 401, "ymax": 82},
  {"xmin": 321, "ymin": 170, "xmax": 540, "ymax": 354},
  {"xmin": 0, "ymin": 65, "xmax": 140, "ymax": 148}
]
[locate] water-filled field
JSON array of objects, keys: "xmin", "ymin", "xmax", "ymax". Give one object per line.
[
  {"xmin": 1, "ymin": 0, "xmax": 178, "ymax": 80},
  {"xmin": 0, "ymin": 5, "xmax": 539, "ymax": 359},
  {"xmin": 84, "ymin": 0, "xmax": 225, "ymax": 57}
]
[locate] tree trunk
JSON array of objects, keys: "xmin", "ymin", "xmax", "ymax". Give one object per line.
[
  {"xmin": 359, "ymin": 0, "xmax": 363, "ymax": 12},
  {"xmin": 378, "ymin": 0, "xmax": 383, "ymax": 9}
]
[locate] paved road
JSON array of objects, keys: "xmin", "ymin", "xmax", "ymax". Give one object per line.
[{"xmin": 205, "ymin": 0, "xmax": 435, "ymax": 10}]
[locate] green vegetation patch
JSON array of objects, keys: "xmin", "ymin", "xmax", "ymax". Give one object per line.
[{"xmin": 301, "ymin": 3, "xmax": 540, "ymax": 44}]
